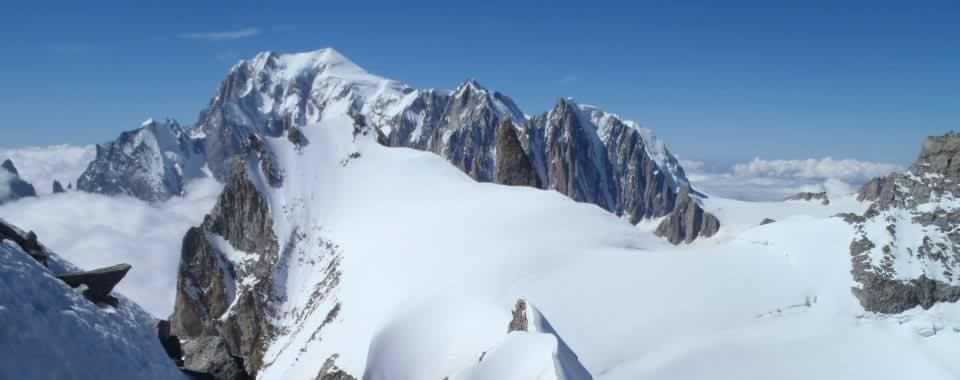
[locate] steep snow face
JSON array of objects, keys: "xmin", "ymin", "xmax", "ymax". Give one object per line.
[
  {"xmin": 77, "ymin": 118, "xmax": 205, "ymax": 202},
  {"xmin": 0, "ymin": 223, "xmax": 185, "ymax": 380},
  {"xmin": 0, "ymin": 144, "xmax": 95, "ymax": 193}
]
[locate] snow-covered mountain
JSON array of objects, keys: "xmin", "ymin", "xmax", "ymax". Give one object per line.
[
  {"xmin": 77, "ymin": 118, "xmax": 205, "ymax": 202},
  {"xmin": 80, "ymin": 48, "xmax": 717, "ymax": 244}
]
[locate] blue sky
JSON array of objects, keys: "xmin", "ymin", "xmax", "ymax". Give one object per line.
[{"xmin": 1, "ymin": 1, "xmax": 957, "ymax": 164}]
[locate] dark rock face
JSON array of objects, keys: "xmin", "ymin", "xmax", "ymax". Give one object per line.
[
  {"xmin": 494, "ymin": 120, "xmax": 540, "ymax": 187},
  {"xmin": 181, "ymin": 336, "xmax": 252, "ymax": 380},
  {"xmin": 857, "ymin": 176, "xmax": 890, "ymax": 202},
  {"xmin": 52, "ymin": 180, "xmax": 66, "ymax": 194},
  {"xmin": 847, "ymin": 132, "xmax": 960, "ymax": 313},
  {"xmin": 784, "ymin": 191, "xmax": 830, "ymax": 205},
  {"xmin": 760, "ymin": 218, "xmax": 776, "ymax": 225},
  {"xmin": 157, "ymin": 320, "xmax": 185, "ymax": 367},
  {"xmin": 423, "ymin": 80, "xmax": 526, "ymax": 182},
  {"xmin": 77, "ymin": 119, "xmax": 205, "ymax": 202},
  {"xmin": 57, "ymin": 263, "xmax": 131, "ymax": 304},
  {"xmin": 655, "ymin": 186, "xmax": 721, "ymax": 244},
  {"xmin": 172, "ymin": 160, "xmax": 279, "ymax": 376},
  {"xmin": 1, "ymin": 159, "xmax": 38, "ymax": 204}
]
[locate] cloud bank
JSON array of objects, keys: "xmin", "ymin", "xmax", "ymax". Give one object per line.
[
  {"xmin": 0, "ymin": 145, "xmax": 95, "ymax": 194},
  {"xmin": 178, "ymin": 28, "xmax": 260, "ymax": 41},
  {"xmin": 685, "ymin": 157, "xmax": 902, "ymax": 202},
  {"xmin": 732, "ymin": 157, "xmax": 900, "ymax": 183},
  {"xmin": 0, "ymin": 179, "xmax": 221, "ymax": 316}
]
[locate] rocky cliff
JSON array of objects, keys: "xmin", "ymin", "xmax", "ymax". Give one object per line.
[{"xmin": 847, "ymin": 132, "xmax": 960, "ymax": 313}]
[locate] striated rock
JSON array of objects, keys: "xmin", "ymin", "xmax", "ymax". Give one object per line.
[
  {"xmin": 77, "ymin": 119, "xmax": 205, "ymax": 202},
  {"xmin": 856, "ymin": 176, "xmax": 890, "ymax": 202},
  {"xmin": 655, "ymin": 185, "xmax": 721, "ymax": 244},
  {"xmin": 494, "ymin": 119, "xmax": 540, "ymax": 187},
  {"xmin": 1, "ymin": 159, "xmax": 38, "ymax": 204},
  {"xmin": 57, "ymin": 263, "xmax": 131, "ymax": 305},
  {"xmin": 784, "ymin": 191, "xmax": 830, "ymax": 205},
  {"xmin": 52, "ymin": 180, "xmax": 66, "ymax": 194}
]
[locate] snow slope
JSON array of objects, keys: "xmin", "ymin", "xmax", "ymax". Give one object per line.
[
  {"xmin": 0, "ymin": 229, "xmax": 185, "ymax": 379},
  {"xmin": 207, "ymin": 95, "xmax": 960, "ymax": 379}
]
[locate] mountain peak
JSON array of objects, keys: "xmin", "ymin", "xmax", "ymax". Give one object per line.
[{"xmin": 241, "ymin": 47, "xmax": 371, "ymax": 82}]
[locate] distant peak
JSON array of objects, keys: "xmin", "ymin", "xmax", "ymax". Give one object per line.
[
  {"xmin": 240, "ymin": 47, "xmax": 370, "ymax": 81},
  {"xmin": 453, "ymin": 79, "xmax": 488, "ymax": 95},
  {"xmin": 141, "ymin": 118, "xmax": 156, "ymax": 127}
]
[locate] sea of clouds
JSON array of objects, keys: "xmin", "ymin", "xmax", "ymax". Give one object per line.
[
  {"xmin": 0, "ymin": 179, "xmax": 221, "ymax": 316},
  {"xmin": 681, "ymin": 157, "xmax": 902, "ymax": 201}
]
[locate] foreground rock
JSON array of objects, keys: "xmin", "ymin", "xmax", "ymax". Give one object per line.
[
  {"xmin": 847, "ymin": 132, "xmax": 960, "ymax": 313},
  {"xmin": 0, "ymin": 159, "xmax": 38, "ymax": 204},
  {"xmin": 655, "ymin": 185, "xmax": 721, "ymax": 244},
  {"xmin": 784, "ymin": 191, "xmax": 830, "ymax": 205},
  {"xmin": 57, "ymin": 263, "xmax": 131, "ymax": 305},
  {"xmin": 0, "ymin": 218, "xmax": 186, "ymax": 380}
]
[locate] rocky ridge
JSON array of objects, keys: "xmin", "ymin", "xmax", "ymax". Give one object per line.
[{"xmin": 847, "ymin": 132, "xmax": 960, "ymax": 313}]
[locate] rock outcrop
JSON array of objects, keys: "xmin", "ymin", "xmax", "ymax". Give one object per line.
[
  {"xmin": 784, "ymin": 191, "xmax": 830, "ymax": 205},
  {"xmin": 655, "ymin": 185, "xmax": 721, "ymax": 244},
  {"xmin": 57, "ymin": 263, "xmax": 131, "ymax": 305},
  {"xmin": 846, "ymin": 132, "xmax": 960, "ymax": 313},
  {"xmin": 760, "ymin": 218, "xmax": 776, "ymax": 225},
  {"xmin": 494, "ymin": 119, "xmax": 540, "ymax": 187},
  {"xmin": 171, "ymin": 160, "xmax": 278, "ymax": 377},
  {"xmin": 1, "ymin": 159, "xmax": 38, "ymax": 204},
  {"xmin": 77, "ymin": 119, "xmax": 205, "ymax": 202},
  {"xmin": 52, "ymin": 180, "xmax": 66, "ymax": 194},
  {"xmin": 856, "ymin": 176, "xmax": 890, "ymax": 202}
]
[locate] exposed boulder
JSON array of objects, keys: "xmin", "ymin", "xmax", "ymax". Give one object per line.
[
  {"xmin": 760, "ymin": 218, "xmax": 776, "ymax": 225},
  {"xmin": 494, "ymin": 119, "xmax": 541, "ymax": 187},
  {"xmin": 655, "ymin": 185, "xmax": 721, "ymax": 244},
  {"xmin": 57, "ymin": 263, "xmax": 131, "ymax": 305},
  {"xmin": 784, "ymin": 191, "xmax": 830, "ymax": 205},
  {"xmin": 52, "ymin": 180, "xmax": 66, "ymax": 194},
  {"xmin": 287, "ymin": 126, "xmax": 309, "ymax": 149}
]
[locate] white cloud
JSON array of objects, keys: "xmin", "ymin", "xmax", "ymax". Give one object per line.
[
  {"xmin": 732, "ymin": 157, "xmax": 900, "ymax": 183},
  {"xmin": 0, "ymin": 179, "xmax": 221, "ymax": 316},
  {"xmin": 680, "ymin": 160, "xmax": 706, "ymax": 172},
  {"xmin": 178, "ymin": 28, "xmax": 260, "ymax": 41},
  {"xmin": 687, "ymin": 157, "xmax": 901, "ymax": 202},
  {"xmin": 0, "ymin": 145, "xmax": 96, "ymax": 194}
]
